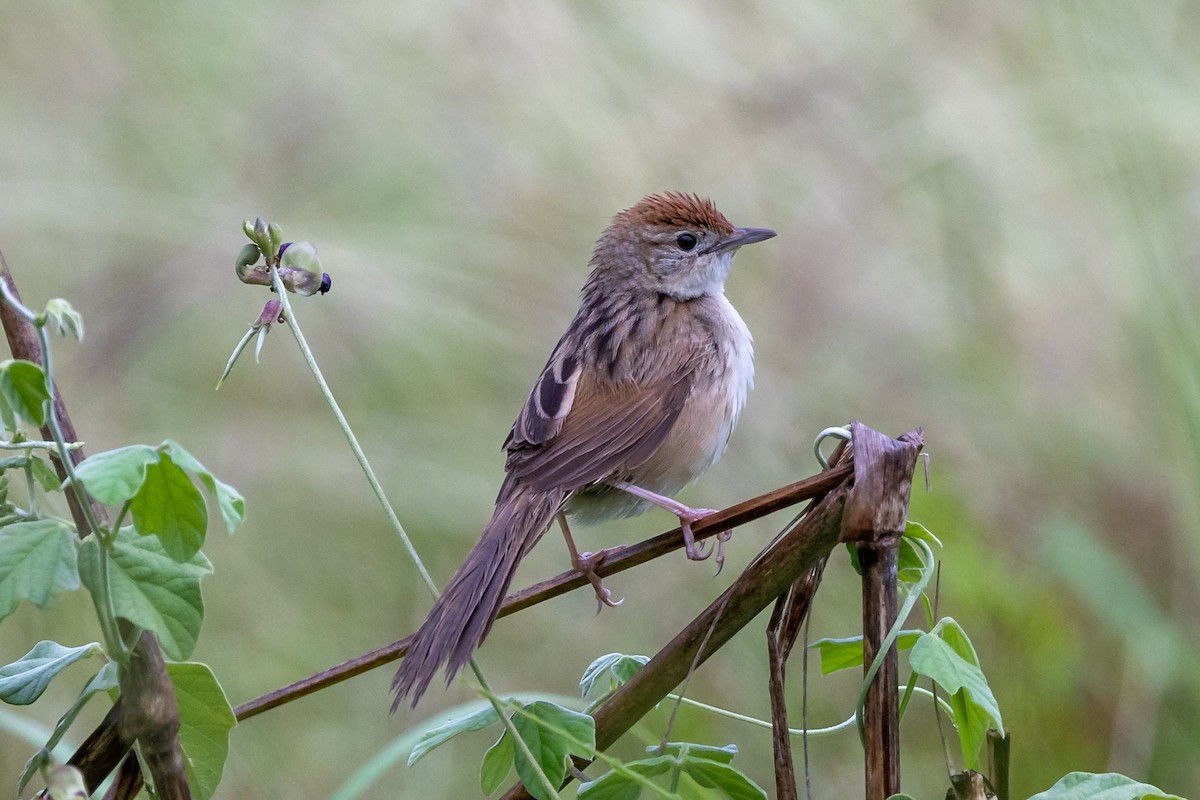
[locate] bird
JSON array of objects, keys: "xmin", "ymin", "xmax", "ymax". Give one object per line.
[{"xmin": 391, "ymin": 192, "xmax": 775, "ymax": 708}]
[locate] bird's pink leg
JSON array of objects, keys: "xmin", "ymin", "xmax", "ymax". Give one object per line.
[
  {"xmin": 609, "ymin": 481, "xmax": 732, "ymax": 573},
  {"xmin": 557, "ymin": 514, "xmax": 623, "ymax": 613}
]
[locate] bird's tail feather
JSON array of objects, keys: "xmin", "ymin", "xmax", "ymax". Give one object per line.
[{"xmin": 391, "ymin": 486, "xmax": 565, "ymax": 709}]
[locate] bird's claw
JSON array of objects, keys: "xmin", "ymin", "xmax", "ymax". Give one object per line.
[
  {"xmin": 574, "ymin": 549, "xmax": 624, "ymax": 614},
  {"xmin": 684, "ymin": 529, "xmax": 713, "ymax": 561},
  {"xmin": 713, "ymin": 529, "xmax": 733, "ymax": 576},
  {"xmin": 593, "ymin": 584, "xmax": 625, "ymax": 615},
  {"xmin": 680, "ymin": 508, "xmax": 719, "ymax": 562}
]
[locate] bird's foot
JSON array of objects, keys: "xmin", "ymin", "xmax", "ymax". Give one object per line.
[
  {"xmin": 571, "ymin": 547, "xmax": 624, "ymax": 614},
  {"xmin": 607, "ymin": 482, "xmax": 732, "ymax": 575},
  {"xmin": 713, "ymin": 529, "xmax": 734, "ymax": 576},
  {"xmin": 678, "ymin": 507, "xmax": 719, "ymax": 561},
  {"xmin": 678, "ymin": 509, "xmax": 733, "ymax": 574}
]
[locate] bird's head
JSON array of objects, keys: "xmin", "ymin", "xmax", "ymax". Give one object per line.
[{"xmin": 589, "ymin": 192, "xmax": 775, "ymax": 300}]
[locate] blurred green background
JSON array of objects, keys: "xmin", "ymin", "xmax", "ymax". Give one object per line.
[{"xmin": 3, "ymin": 1, "xmax": 1199, "ymax": 798}]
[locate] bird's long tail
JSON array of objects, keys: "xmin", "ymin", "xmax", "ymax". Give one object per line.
[{"xmin": 391, "ymin": 485, "xmax": 566, "ymax": 709}]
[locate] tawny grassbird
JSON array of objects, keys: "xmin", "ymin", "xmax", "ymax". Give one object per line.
[{"xmin": 392, "ymin": 193, "xmax": 775, "ymax": 708}]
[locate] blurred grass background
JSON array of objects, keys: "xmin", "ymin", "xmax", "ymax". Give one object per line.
[{"xmin": 3, "ymin": 1, "xmax": 1199, "ymax": 797}]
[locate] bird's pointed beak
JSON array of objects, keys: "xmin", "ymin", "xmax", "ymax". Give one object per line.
[{"xmin": 709, "ymin": 226, "xmax": 777, "ymax": 253}]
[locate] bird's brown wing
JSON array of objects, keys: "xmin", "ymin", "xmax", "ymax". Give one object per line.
[
  {"xmin": 502, "ymin": 358, "xmax": 694, "ymax": 495},
  {"xmin": 504, "ymin": 339, "xmax": 582, "ymax": 451}
]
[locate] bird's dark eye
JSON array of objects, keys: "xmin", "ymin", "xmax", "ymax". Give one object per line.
[{"xmin": 676, "ymin": 232, "xmax": 698, "ymax": 251}]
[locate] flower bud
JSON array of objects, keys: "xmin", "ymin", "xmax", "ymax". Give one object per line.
[
  {"xmin": 279, "ymin": 240, "xmax": 319, "ymax": 273},
  {"xmin": 253, "ymin": 298, "xmax": 284, "ymax": 329},
  {"xmin": 268, "ymin": 222, "xmax": 283, "ymax": 257},
  {"xmin": 235, "ymin": 243, "xmax": 261, "ymax": 270},
  {"xmin": 279, "ymin": 241, "xmax": 325, "ymax": 295}
]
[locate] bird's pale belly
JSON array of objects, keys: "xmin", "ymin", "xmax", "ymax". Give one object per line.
[
  {"xmin": 564, "ymin": 310, "xmax": 753, "ymax": 526},
  {"xmin": 563, "ymin": 394, "xmax": 732, "ymax": 523}
]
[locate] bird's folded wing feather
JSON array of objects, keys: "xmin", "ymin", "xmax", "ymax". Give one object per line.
[{"xmin": 502, "ymin": 341, "xmax": 694, "ymax": 495}]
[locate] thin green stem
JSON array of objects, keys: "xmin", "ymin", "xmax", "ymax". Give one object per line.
[
  {"xmin": 108, "ymin": 500, "xmax": 132, "ymax": 544},
  {"xmin": 0, "ymin": 439, "xmax": 81, "ymax": 452},
  {"xmin": 265, "ymin": 266, "xmax": 440, "ymax": 597},
  {"xmin": 23, "ymin": 461, "xmax": 37, "ymax": 516},
  {"xmin": 91, "ymin": 530, "xmax": 128, "ymax": 660},
  {"xmin": 36, "ymin": 324, "xmax": 130, "ymax": 664},
  {"xmin": 664, "ymin": 685, "xmax": 952, "ymax": 738},
  {"xmin": 667, "ymin": 692, "xmax": 856, "ymax": 737},
  {"xmin": 264, "ymin": 264, "xmax": 538, "ymax": 787}
]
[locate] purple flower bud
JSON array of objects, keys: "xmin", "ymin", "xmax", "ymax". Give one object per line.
[{"xmin": 253, "ymin": 298, "xmax": 284, "ymax": 329}]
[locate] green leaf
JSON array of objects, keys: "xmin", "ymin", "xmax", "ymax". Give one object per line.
[
  {"xmin": 168, "ymin": 662, "xmax": 236, "ymax": 800},
  {"xmin": 903, "ymin": 519, "xmax": 942, "ymax": 547},
  {"xmin": 809, "ymin": 631, "xmax": 922, "ymax": 675},
  {"xmin": 70, "ymin": 445, "xmax": 158, "ymax": 505},
  {"xmin": 681, "ymin": 759, "xmax": 767, "ymax": 800},
  {"xmin": 938, "ymin": 618, "xmax": 982, "ymax": 667},
  {"xmin": 580, "ymin": 653, "xmax": 649, "ymax": 697},
  {"xmin": 610, "ymin": 654, "xmax": 649, "ymax": 685},
  {"xmin": 948, "ymin": 689, "xmax": 994, "ymax": 772},
  {"xmin": 408, "ymin": 703, "xmax": 501, "ymax": 766},
  {"xmin": 163, "ymin": 440, "xmax": 245, "ymax": 534},
  {"xmin": 910, "ymin": 632, "xmax": 999, "ymax": 721},
  {"xmin": 0, "ymin": 359, "xmax": 50, "ymax": 427},
  {"xmin": 480, "ymin": 730, "xmax": 515, "ymax": 794},
  {"xmin": 845, "ymin": 542, "xmax": 862, "ymax": 575},
  {"xmin": 896, "ymin": 537, "xmax": 927, "ymax": 584},
  {"xmin": 43, "ymin": 298, "xmax": 85, "ymax": 341},
  {"xmin": 871, "ymin": 520, "xmax": 940, "ymax": 584},
  {"xmin": 78, "ymin": 527, "xmax": 212, "ymax": 660},
  {"xmin": 19, "ymin": 662, "xmax": 120, "ymax": 792},
  {"xmin": 0, "ymin": 391, "xmax": 17, "ymax": 432},
  {"xmin": 578, "ymin": 755, "xmax": 676, "ymax": 800},
  {"xmin": 512, "ymin": 701, "xmax": 596, "ymax": 800},
  {"xmin": 0, "ymin": 518, "xmax": 80, "ymax": 621},
  {"xmin": 897, "ymin": 521, "xmax": 940, "ymax": 585},
  {"xmin": 211, "ymin": 477, "xmax": 244, "ymax": 533},
  {"xmin": 908, "ymin": 631, "xmax": 1002, "ymax": 769},
  {"xmin": 0, "ymin": 640, "xmax": 101, "ymax": 705},
  {"xmin": 131, "ymin": 451, "xmax": 208, "ymax": 561},
  {"xmin": 28, "ymin": 455, "xmax": 62, "ymax": 492},
  {"xmin": 580, "ymin": 653, "xmax": 623, "ymax": 696},
  {"xmin": 1026, "ymin": 771, "xmax": 1183, "ymax": 800},
  {"xmin": 0, "ymin": 454, "xmax": 28, "ymax": 470}
]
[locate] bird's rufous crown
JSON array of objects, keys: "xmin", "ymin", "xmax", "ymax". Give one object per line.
[{"xmin": 618, "ymin": 192, "xmax": 735, "ymax": 235}]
